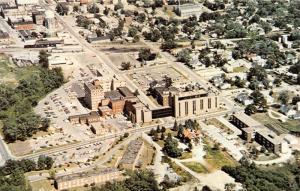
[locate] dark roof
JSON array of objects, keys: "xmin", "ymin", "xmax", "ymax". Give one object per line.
[
  {"xmin": 55, "ymin": 168, "xmax": 119, "ymax": 182},
  {"xmin": 118, "ymin": 87, "xmax": 134, "ymax": 98},
  {"xmin": 105, "ymin": 90, "xmax": 122, "ymax": 100},
  {"xmin": 154, "ymin": 86, "xmax": 178, "ymax": 96}
]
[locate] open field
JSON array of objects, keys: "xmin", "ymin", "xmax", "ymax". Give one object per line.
[
  {"xmin": 29, "ymin": 179, "xmax": 55, "ymax": 191},
  {"xmin": 182, "ymin": 162, "xmax": 209, "ymax": 174},
  {"xmin": 252, "ymin": 113, "xmax": 300, "ymax": 134}
]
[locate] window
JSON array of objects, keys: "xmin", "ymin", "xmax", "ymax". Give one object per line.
[
  {"xmin": 193, "ymin": 100, "xmax": 196, "ymax": 114},
  {"xmin": 208, "ymin": 98, "xmax": 211, "ymax": 109},
  {"xmin": 185, "ymin": 102, "xmax": 188, "ymax": 116},
  {"xmin": 215, "ymin": 97, "xmax": 218, "ymax": 108},
  {"xmin": 200, "ymin": 99, "xmax": 203, "ymax": 110}
]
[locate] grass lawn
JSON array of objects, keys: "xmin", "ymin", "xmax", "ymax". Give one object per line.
[
  {"xmin": 139, "ymin": 141, "xmax": 156, "ymax": 169},
  {"xmin": 182, "ymin": 162, "xmax": 208, "ymax": 173},
  {"xmin": 203, "ymin": 138, "xmax": 237, "ymax": 170},
  {"xmin": 252, "ymin": 113, "xmax": 300, "ymax": 134},
  {"xmin": 206, "ymin": 118, "xmax": 234, "ymax": 135},
  {"xmin": 179, "ymin": 152, "xmax": 193, "ymax": 160},
  {"xmin": 29, "ymin": 179, "xmax": 55, "ymax": 191},
  {"xmin": 233, "ymin": 66, "xmax": 248, "ymax": 73}
]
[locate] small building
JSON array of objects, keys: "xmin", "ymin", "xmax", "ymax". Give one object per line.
[
  {"xmin": 182, "ymin": 128, "xmax": 201, "ymax": 142},
  {"xmin": 280, "ymin": 105, "xmax": 297, "ymax": 118},
  {"xmin": 236, "ymin": 93, "xmax": 253, "ymax": 106},
  {"xmin": 68, "ymin": 111, "xmax": 101, "ymax": 125},
  {"xmin": 175, "ymin": 4, "xmax": 203, "ymax": 18}
]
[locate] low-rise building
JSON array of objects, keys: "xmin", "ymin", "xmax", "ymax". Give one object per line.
[
  {"xmin": 255, "ymin": 129, "xmax": 282, "ymax": 154},
  {"xmin": 231, "ymin": 112, "xmax": 263, "ymax": 129},
  {"xmin": 175, "ymin": 4, "xmax": 203, "ymax": 18},
  {"xmin": 55, "ymin": 168, "xmax": 122, "ymax": 190}
]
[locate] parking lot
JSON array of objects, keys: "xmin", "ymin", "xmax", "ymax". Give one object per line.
[{"xmin": 127, "ymin": 65, "xmax": 190, "ymax": 91}]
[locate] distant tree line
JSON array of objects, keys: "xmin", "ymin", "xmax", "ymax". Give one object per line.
[
  {"xmin": 0, "ymin": 156, "xmax": 54, "ymax": 191},
  {"xmin": 222, "ymin": 159, "xmax": 300, "ymax": 191}
]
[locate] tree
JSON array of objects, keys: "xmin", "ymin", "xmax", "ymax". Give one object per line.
[
  {"xmin": 161, "ymin": 40, "xmax": 177, "ymax": 51},
  {"xmin": 160, "ymin": 133, "xmax": 165, "ymax": 140},
  {"xmin": 225, "ymin": 183, "xmax": 236, "ymax": 191},
  {"xmin": 56, "ymin": 3, "xmax": 68, "ymax": 15},
  {"xmin": 292, "ymin": 96, "xmax": 300, "ymax": 105},
  {"xmin": 245, "ymin": 104, "xmax": 257, "ymax": 115},
  {"xmin": 156, "ymin": 126, "xmax": 161, "ymax": 133},
  {"xmin": 278, "ymin": 91, "xmax": 289, "ymax": 105},
  {"xmin": 88, "ymin": 4, "xmax": 99, "ymax": 14},
  {"xmin": 103, "ymin": 7, "xmax": 110, "ymax": 15},
  {"xmin": 121, "ymin": 62, "xmax": 131, "ymax": 70},
  {"xmin": 251, "ymin": 90, "xmax": 267, "ymax": 111},
  {"xmin": 176, "ymin": 49, "xmax": 192, "ymax": 64},
  {"xmin": 161, "ymin": 126, "xmax": 166, "ymax": 133},
  {"xmin": 39, "ymin": 50, "xmax": 49, "ymax": 68},
  {"xmin": 163, "ymin": 133, "xmax": 182, "ymax": 158},
  {"xmin": 128, "ymin": 27, "xmax": 138, "ymax": 37},
  {"xmin": 188, "ymin": 142, "xmax": 193, "ymax": 152},
  {"xmin": 138, "ymin": 49, "xmax": 156, "ymax": 62},
  {"xmin": 149, "ymin": 128, "xmax": 155, "ymax": 136},
  {"xmin": 153, "ymin": 131, "xmax": 159, "ymax": 141},
  {"xmin": 177, "ymin": 124, "xmax": 184, "ymax": 139},
  {"xmin": 173, "ymin": 121, "xmax": 179, "ymax": 131},
  {"xmin": 114, "ymin": 0, "xmax": 124, "ymax": 11},
  {"xmin": 73, "ymin": 5, "xmax": 79, "ymax": 12},
  {"xmin": 124, "ymin": 132, "xmax": 129, "ymax": 138},
  {"xmin": 202, "ymin": 185, "xmax": 213, "ymax": 191}
]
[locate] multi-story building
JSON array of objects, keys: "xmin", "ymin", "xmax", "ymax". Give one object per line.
[
  {"xmin": 231, "ymin": 113, "xmax": 264, "ymax": 129},
  {"xmin": 255, "ymin": 129, "xmax": 282, "ymax": 154},
  {"xmin": 84, "ymin": 79, "xmax": 104, "ymax": 111},
  {"xmin": 231, "ymin": 112, "xmax": 283, "ymax": 154},
  {"xmin": 172, "ymin": 89, "xmax": 219, "ymax": 118},
  {"xmin": 151, "ymin": 86, "xmax": 219, "ymax": 119},
  {"xmin": 55, "ymin": 168, "xmax": 122, "ymax": 190}
]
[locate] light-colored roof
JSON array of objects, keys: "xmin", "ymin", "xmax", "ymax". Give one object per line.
[
  {"xmin": 256, "ymin": 128, "xmax": 282, "ymax": 145},
  {"xmin": 233, "ymin": 112, "xmax": 263, "ymax": 127}
]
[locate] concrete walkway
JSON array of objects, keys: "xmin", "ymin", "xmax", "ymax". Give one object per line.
[
  {"xmin": 253, "ymin": 147, "xmax": 292, "ymax": 165},
  {"xmin": 268, "ymin": 109, "xmax": 287, "ymax": 122}
]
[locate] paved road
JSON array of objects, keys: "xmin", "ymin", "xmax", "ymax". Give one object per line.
[
  {"xmin": 40, "ymin": 0, "xmax": 158, "ymax": 110},
  {"xmin": 0, "ymin": 137, "xmax": 11, "ymax": 165}
]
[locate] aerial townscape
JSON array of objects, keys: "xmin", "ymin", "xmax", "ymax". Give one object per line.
[{"xmin": 0, "ymin": 0, "xmax": 300, "ymax": 191}]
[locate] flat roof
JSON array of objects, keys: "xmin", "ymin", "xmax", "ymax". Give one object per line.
[
  {"xmin": 233, "ymin": 112, "xmax": 263, "ymax": 127},
  {"xmin": 118, "ymin": 87, "xmax": 134, "ymax": 98},
  {"xmin": 55, "ymin": 168, "xmax": 119, "ymax": 182},
  {"xmin": 257, "ymin": 128, "xmax": 282, "ymax": 145},
  {"xmin": 105, "ymin": 90, "xmax": 122, "ymax": 100}
]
